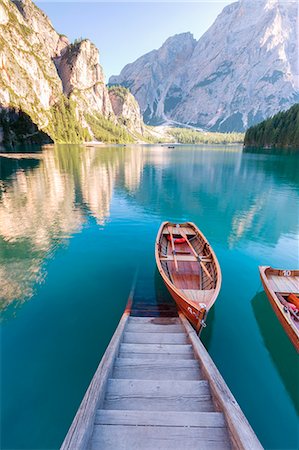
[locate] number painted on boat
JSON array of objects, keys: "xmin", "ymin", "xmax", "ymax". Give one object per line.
[
  {"xmin": 283, "ymin": 270, "xmax": 291, "ymax": 277},
  {"xmin": 187, "ymin": 306, "xmax": 198, "ymax": 317}
]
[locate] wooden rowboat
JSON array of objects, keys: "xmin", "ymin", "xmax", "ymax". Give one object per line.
[
  {"xmin": 259, "ymin": 266, "xmax": 299, "ymax": 352},
  {"xmin": 155, "ymin": 222, "xmax": 221, "ymax": 333}
]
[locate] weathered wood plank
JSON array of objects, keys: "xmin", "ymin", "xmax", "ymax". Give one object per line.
[
  {"xmin": 95, "ymin": 409, "xmax": 226, "ymax": 427},
  {"xmin": 114, "ymin": 357, "xmax": 199, "ymax": 368},
  {"xmin": 106, "ymin": 378, "xmax": 210, "ymax": 395},
  {"xmin": 91, "ymin": 425, "xmax": 231, "ymax": 450},
  {"xmin": 179, "ymin": 313, "xmax": 263, "ymax": 450},
  {"xmin": 113, "ymin": 357, "xmax": 201, "ymax": 380},
  {"xmin": 128, "ymin": 317, "xmax": 180, "ymax": 324},
  {"xmin": 113, "ymin": 364, "xmax": 200, "ymax": 381},
  {"xmin": 104, "ymin": 379, "xmax": 214, "ymax": 412},
  {"xmin": 123, "ymin": 332, "xmax": 188, "ymax": 344},
  {"xmin": 269, "ymin": 275, "xmax": 299, "ymax": 293},
  {"xmin": 126, "ymin": 323, "xmax": 184, "ymax": 333},
  {"xmin": 60, "ymin": 310, "xmax": 130, "ymax": 450},
  {"xmin": 160, "ymin": 254, "xmax": 198, "ymax": 262},
  {"xmin": 118, "ymin": 351, "xmax": 194, "ymax": 360},
  {"xmin": 119, "ymin": 343, "xmax": 194, "ymax": 355}
]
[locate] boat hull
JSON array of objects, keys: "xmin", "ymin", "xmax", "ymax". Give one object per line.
[
  {"xmin": 156, "ymin": 222, "xmax": 221, "ymax": 333},
  {"xmin": 163, "ymin": 281, "xmax": 205, "ymax": 331},
  {"xmin": 259, "ymin": 266, "xmax": 299, "ymax": 352}
]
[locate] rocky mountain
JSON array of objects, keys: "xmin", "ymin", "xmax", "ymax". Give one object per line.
[
  {"xmin": 108, "ymin": 86, "xmax": 144, "ymax": 136},
  {"xmin": 110, "ymin": 32, "xmax": 197, "ymax": 125},
  {"xmin": 110, "ymin": 0, "xmax": 299, "ymax": 132},
  {"xmin": 0, "ymin": 0, "xmax": 144, "ymax": 145}
]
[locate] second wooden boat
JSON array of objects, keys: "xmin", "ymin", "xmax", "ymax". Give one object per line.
[
  {"xmin": 155, "ymin": 221, "xmax": 221, "ymax": 333},
  {"xmin": 259, "ymin": 266, "xmax": 299, "ymax": 351}
]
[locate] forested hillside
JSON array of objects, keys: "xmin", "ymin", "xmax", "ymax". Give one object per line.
[
  {"xmin": 244, "ymin": 104, "xmax": 299, "ymax": 149},
  {"xmin": 169, "ymin": 128, "xmax": 244, "ymax": 144}
]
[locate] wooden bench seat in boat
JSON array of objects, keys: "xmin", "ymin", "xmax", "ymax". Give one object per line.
[
  {"xmin": 268, "ymin": 274, "xmax": 299, "ymax": 294},
  {"xmin": 162, "ymin": 227, "xmax": 196, "ymax": 237},
  {"xmin": 181, "ymin": 289, "xmax": 215, "ymax": 305},
  {"xmin": 160, "ymin": 254, "xmax": 211, "ymax": 263}
]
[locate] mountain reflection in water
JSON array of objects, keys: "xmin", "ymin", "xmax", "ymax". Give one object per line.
[{"xmin": 0, "ymin": 144, "xmax": 298, "ymax": 311}]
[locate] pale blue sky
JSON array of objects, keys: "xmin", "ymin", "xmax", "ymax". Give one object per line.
[{"xmin": 37, "ymin": 1, "xmax": 232, "ymax": 80}]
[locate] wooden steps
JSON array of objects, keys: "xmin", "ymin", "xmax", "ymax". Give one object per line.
[
  {"xmin": 119, "ymin": 342, "xmax": 195, "ymax": 360},
  {"xmin": 90, "ymin": 316, "xmax": 230, "ymax": 449},
  {"xmin": 91, "ymin": 424, "xmax": 231, "ymax": 450},
  {"xmin": 94, "ymin": 409, "xmax": 226, "ymax": 427},
  {"xmin": 61, "ymin": 313, "xmax": 262, "ymax": 450},
  {"xmin": 113, "ymin": 358, "xmax": 201, "ymax": 380},
  {"xmin": 123, "ymin": 331, "xmax": 189, "ymax": 344},
  {"xmin": 103, "ymin": 379, "xmax": 214, "ymax": 412}
]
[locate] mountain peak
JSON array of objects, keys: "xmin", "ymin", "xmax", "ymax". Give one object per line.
[{"xmin": 110, "ymin": 0, "xmax": 298, "ymax": 131}]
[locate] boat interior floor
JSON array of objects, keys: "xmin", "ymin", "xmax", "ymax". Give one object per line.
[{"xmin": 166, "ymin": 241, "xmax": 201, "ymax": 290}]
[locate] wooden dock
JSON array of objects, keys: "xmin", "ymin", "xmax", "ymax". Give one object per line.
[{"xmin": 61, "ymin": 306, "xmax": 262, "ymax": 450}]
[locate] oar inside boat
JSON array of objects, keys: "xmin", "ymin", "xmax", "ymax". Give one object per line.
[
  {"xmin": 167, "ymin": 225, "xmax": 179, "ymax": 271},
  {"xmin": 176, "ymin": 224, "xmax": 213, "ymax": 281}
]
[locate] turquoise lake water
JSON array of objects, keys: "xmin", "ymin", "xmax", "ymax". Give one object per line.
[{"xmin": 0, "ymin": 144, "xmax": 298, "ymax": 449}]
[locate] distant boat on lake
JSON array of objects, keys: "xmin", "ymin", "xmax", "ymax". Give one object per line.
[
  {"xmin": 155, "ymin": 222, "xmax": 221, "ymax": 333},
  {"xmin": 259, "ymin": 266, "xmax": 299, "ymax": 352}
]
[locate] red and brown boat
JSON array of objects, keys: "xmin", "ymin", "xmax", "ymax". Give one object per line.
[
  {"xmin": 155, "ymin": 221, "xmax": 221, "ymax": 333},
  {"xmin": 259, "ymin": 266, "xmax": 299, "ymax": 352}
]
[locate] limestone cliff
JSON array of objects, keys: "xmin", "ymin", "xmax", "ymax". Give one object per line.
[
  {"xmin": 110, "ymin": 0, "xmax": 299, "ymax": 131},
  {"xmin": 55, "ymin": 39, "xmax": 113, "ymax": 119},
  {"xmin": 110, "ymin": 32, "xmax": 197, "ymax": 125},
  {"xmin": 0, "ymin": 0, "xmax": 63, "ymax": 131},
  {"xmin": 108, "ymin": 86, "xmax": 144, "ymax": 136},
  {"xmin": 0, "ymin": 0, "xmax": 143, "ymax": 145}
]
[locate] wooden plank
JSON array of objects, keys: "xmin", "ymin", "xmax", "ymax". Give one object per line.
[
  {"xmin": 161, "ymin": 254, "xmax": 198, "ymax": 262},
  {"xmin": 126, "ymin": 323, "xmax": 184, "ymax": 333},
  {"xmin": 113, "ymin": 358, "xmax": 201, "ymax": 380},
  {"xmin": 119, "ymin": 343, "xmax": 194, "ymax": 357},
  {"xmin": 91, "ymin": 424, "xmax": 231, "ymax": 450},
  {"xmin": 179, "ymin": 313, "xmax": 263, "ymax": 450},
  {"xmin": 181, "ymin": 289, "xmax": 214, "ymax": 304},
  {"xmin": 118, "ymin": 351, "xmax": 194, "ymax": 360},
  {"xmin": 128, "ymin": 317, "xmax": 180, "ymax": 324},
  {"xmin": 123, "ymin": 332, "xmax": 188, "ymax": 344},
  {"xmin": 95, "ymin": 409, "xmax": 226, "ymax": 427},
  {"xmin": 112, "ymin": 366, "xmax": 200, "ymax": 381},
  {"xmin": 270, "ymin": 275, "xmax": 299, "ymax": 293},
  {"xmin": 104, "ymin": 378, "xmax": 214, "ymax": 412},
  {"xmin": 106, "ymin": 378, "xmax": 210, "ymax": 396},
  {"xmin": 168, "ymin": 225, "xmax": 179, "ymax": 271},
  {"xmin": 60, "ymin": 310, "xmax": 130, "ymax": 450},
  {"xmin": 130, "ymin": 311, "xmax": 178, "ymax": 318},
  {"xmin": 163, "ymin": 227, "xmax": 195, "ymax": 236},
  {"xmin": 114, "ymin": 357, "xmax": 199, "ymax": 369}
]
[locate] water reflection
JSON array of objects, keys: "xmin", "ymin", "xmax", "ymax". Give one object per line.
[
  {"xmin": 0, "ymin": 144, "xmax": 298, "ymax": 310},
  {"xmin": 0, "ymin": 145, "xmax": 149, "ymax": 308}
]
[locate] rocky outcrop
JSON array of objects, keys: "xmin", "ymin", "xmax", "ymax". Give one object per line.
[
  {"xmin": 110, "ymin": 0, "xmax": 299, "ymax": 131},
  {"xmin": 12, "ymin": 0, "xmax": 69, "ymax": 58},
  {"xmin": 108, "ymin": 86, "xmax": 144, "ymax": 135},
  {"xmin": 0, "ymin": 0, "xmax": 63, "ymax": 131},
  {"xmin": 55, "ymin": 39, "xmax": 113, "ymax": 118},
  {"xmin": 0, "ymin": 0, "xmax": 144, "ymax": 144}
]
